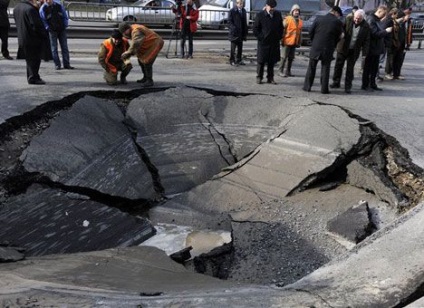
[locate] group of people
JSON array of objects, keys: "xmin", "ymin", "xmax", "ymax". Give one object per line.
[
  {"xmin": 4, "ymin": 0, "xmax": 414, "ymax": 91},
  {"xmin": 9, "ymin": 0, "xmax": 73, "ymax": 84}
]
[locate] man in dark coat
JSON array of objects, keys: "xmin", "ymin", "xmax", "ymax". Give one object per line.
[
  {"xmin": 0, "ymin": 0, "xmax": 12, "ymax": 59},
  {"xmin": 228, "ymin": 0, "xmax": 248, "ymax": 66},
  {"xmin": 253, "ymin": 0, "xmax": 283, "ymax": 84},
  {"xmin": 361, "ymin": 5, "xmax": 392, "ymax": 91},
  {"xmin": 330, "ymin": 9, "xmax": 370, "ymax": 94},
  {"xmin": 13, "ymin": 0, "xmax": 47, "ymax": 84},
  {"xmin": 303, "ymin": 6, "xmax": 343, "ymax": 94}
]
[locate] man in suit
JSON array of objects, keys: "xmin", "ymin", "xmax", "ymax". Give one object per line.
[
  {"xmin": 253, "ymin": 0, "xmax": 283, "ymax": 84},
  {"xmin": 330, "ymin": 9, "xmax": 370, "ymax": 94},
  {"xmin": 228, "ymin": 0, "xmax": 248, "ymax": 66},
  {"xmin": 303, "ymin": 6, "xmax": 343, "ymax": 94},
  {"xmin": 361, "ymin": 5, "xmax": 392, "ymax": 91}
]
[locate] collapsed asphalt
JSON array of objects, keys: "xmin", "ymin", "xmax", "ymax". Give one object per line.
[{"xmin": 0, "ymin": 39, "xmax": 424, "ymax": 306}]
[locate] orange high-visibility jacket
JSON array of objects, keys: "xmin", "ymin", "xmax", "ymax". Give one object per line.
[
  {"xmin": 283, "ymin": 16, "xmax": 303, "ymax": 46},
  {"xmin": 102, "ymin": 38, "xmax": 129, "ymax": 74}
]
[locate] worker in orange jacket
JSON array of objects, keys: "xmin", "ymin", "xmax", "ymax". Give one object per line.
[
  {"xmin": 278, "ymin": 4, "xmax": 303, "ymax": 77},
  {"xmin": 98, "ymin": 29, "xmax": 132, "ymax": 85}
]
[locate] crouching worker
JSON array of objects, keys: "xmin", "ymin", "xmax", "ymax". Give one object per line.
[
  {"xmin": 98, "ymin": 29, "xmax": 132, "ymax": 85},
  {"xmin": 118, "ymin": 22, "xmax": 164, "ymax": 87}
]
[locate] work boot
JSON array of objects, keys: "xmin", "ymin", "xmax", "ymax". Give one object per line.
[
  {"xmin": 278, "ymin": 58, "xmax": 286, "ymax": 77},
  {"xmin": 286, "ymin": 59, "xmax": 294, "ymax": 77},
  {"xmin": 141, "ymin": 65, "xmax": 154, "ymax": 87}
]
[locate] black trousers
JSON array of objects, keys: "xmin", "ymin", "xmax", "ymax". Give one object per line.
[
  {"xmin": 180, "ymin": 30, "xmax": 193, "ymax": 57},
  {"xmin": 230, "ymin": 40, "xmax": 243, "ymax": 63},
  {"xmin": 303, "ymin": 58, "xmax": 332, "ymax": 92},
  {"xmin": 392, "ymin": 47, "xmax": 404, "ymax": 78},
  {"xmin": 332, "ymin": 49, "xmax": 357, "ymax": 90},
  {"xmin": 362, "ymin": 54, "xmax": 379, "ymax": 88},
  {"xmin": 0, "ymin": 26, "xmax": 10, "ymax": 57},
  {"xmin": 256, "ymin": 62, "xmax": 275, "ymax": 81}
]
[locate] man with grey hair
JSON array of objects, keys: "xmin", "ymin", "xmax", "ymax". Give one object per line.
[{"xmin": 330, "ymin": 9, "xmax": 370, "ymax": 94}]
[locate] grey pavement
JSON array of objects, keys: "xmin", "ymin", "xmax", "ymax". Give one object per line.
[{"xmin": 1, "ymin": 38, "xmax": 424, "ymax": 307}]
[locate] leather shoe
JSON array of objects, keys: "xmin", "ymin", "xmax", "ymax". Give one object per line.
[
  {"xmin": 4, "ymin": 55, "xmax": 13, "ymax": 60},
  {"xmin": 361, "ymin": 86, "xmax": 368, "ymax": 91},
  {"xmin": 321, "ymin": 90, "xmax": 330, "ymax": 94},
  {"xmin": 329, "ymin": 83, "xmax": 340, "ymax": 88},
  {"xmin": 345, "ymin": 88, "xmax": 352, "ymax": 94},
  {"xmin": 64, "ymin": 66, "xmax": 75, "ymax": 69},
  {"xmin": 237, "ymin": 61, "xmax": 245, "ymax": 65},
  {"xmin": 230, "ymin": 61, "xmax": 238, "ymax": 66},
  {"xmin": 256, "ymin": 77, "xmax": 262, "ymax": 84},
  {"xmin": 302, "ymin": 87, "xmax": 311, "ymax": 92},
  {"xmin": 267, "ymin": 79, "xmax": 277, "ymax": 84},
  {"xmin": 29, "ymin": 79, "xmax": 46, "ymax": 85},
  {"xmin": 371, "ymin": 85, "xmax": 383, "ymax": 91}
]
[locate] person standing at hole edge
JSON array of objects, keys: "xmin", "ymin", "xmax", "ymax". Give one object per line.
[
  {"xmin": 13, "ymin": 0, "xmax": 47, "ymax": 85},
  {"xmin": 278, "ymin": 4, "xmax": 303, "ymax": 78},
  {"xmin": 39, "ymin": 0, "xmax": 74, "ymax": 70},
  {"xmin": 253, "ymin": 0, "xmax": 283, "ymax": 84},
  {"xmin": 119, "ymin": 22, "xmax": 164, "ymax": 87},
  {"xmin": 228, "ymin": 0, "xmax": 248, "ymax": 66},
  {"xmin": 302, "ymin": 6, "xmax": 343, "ymax": 94},
  {"xmin": 0, "ymin": 0, "xmax": 13, "ymax": 60},
  {"xmin": 98, "ymin": 29, "xmax": 133, "ymax": 86},
  {"xmin": 172, "ymin": 0, "xmax": 198, "ymax": 59}
]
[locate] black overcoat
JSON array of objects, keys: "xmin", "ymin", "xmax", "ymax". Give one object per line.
[
  {"xmin": 228, "ymin": 7, "xmax": 248, "ymax": 42},
  {"xmin": 366, "ymin": 13, "xmax": 388, "ymax": 56},
  {"xmin": 13, "ymin": 0, "xmax": 46, "ymax": 58},
  {"xmin": 253, "ymin": 10, "xmax": 283, "ymax": 64},
  {"xmin": 309, "ymin": 13, "xmax": 343, "ymax": 62},
  {"xmin": 336, "ymin": 16, "xmax": 370, "ymax": 60},
  {"xmin": 0, "ymin": 0, "xmax": 10, "ymax": 28}
]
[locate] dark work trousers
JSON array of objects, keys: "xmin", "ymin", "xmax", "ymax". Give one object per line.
[
  {"xmin": 25, "ymin": 51, "xmax": 42, "ymax": 83},
  {"xmin": 230, "ymin": 40, "xmax": 243, "ymax": 63},
  {"xmin": 385, "ymin": 47, "xmax": 393, "ymax": 75},
  {"xmin": 392, "ymin": 46, "xmax": 404, "ymax": 78},
  {"xmin": 362, "ymin": 54, "xmax": 380, "ymax": 88},
  {"xmin": 180, "ymin": 29, "xmax": 193, "ymax": 57},
  {"xmin": 333, "ymin": 49, "xmax": 356, "ymax": 90},
  {"xmin": 0, "ymin": 27, "xmax": 10, "ymax": 57},
  {"xmin": 303, "ymin": 58, "xmax": 332, "ymax": 93},
  {"xmin": 256, "ymin": 61, "xmax": 275, "ymax": 81}
]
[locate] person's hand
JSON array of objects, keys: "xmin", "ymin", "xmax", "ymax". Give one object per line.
[
  {"xmin": 386, "ymin": 27, "xmax": 393, "ymax": 33},
  {"xmin": 121, "ymin": 52, "xmax": 131, "ymax": 60}
]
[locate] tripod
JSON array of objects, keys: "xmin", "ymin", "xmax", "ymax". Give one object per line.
[{"xmin": 166, "ymin": 17, "xmax": 182, "ymax": 59}]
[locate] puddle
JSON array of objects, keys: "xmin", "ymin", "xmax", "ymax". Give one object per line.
[{"xmin": 140, "ymin": 223, "xmax": 232, "ymax": 258}]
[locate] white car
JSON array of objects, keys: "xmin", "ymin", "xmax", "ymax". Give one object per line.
[
  {"xmin": 106, "ymin": 0, "xmax": 176, "ymax": 26},
  {"xmin": 198, "ymin": 0, "xmax": 232, "ymax": 29}
]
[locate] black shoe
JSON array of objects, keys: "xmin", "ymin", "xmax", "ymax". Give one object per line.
[
  {"xmin": 120, "ymin": 77, "xmax": 127, "ymax": 85},
  {"xmin": 4, "ymin": 55, "xmax": 13, "ymax": 60},
  {"xmin": 267, "ymin": 79, "xmax": 277, "ymax": 84},
  {"xmin": 230, "ymin": 61, "xmax": 238, "ymax": 66},
  {"xmin": 29, "ymin": 79, "xmax": 46, "ymax": 85},
  {"xmin": 137, "ymin": 77, "xmax": 147, "ymax": 83},
  {"xmin": 329, "ymin": 83, "xmax": 340, "ymax": 89},
  {"xmin": 256, "ymin": 77, "xmax": 262, "ymax": 84},
  {"xmin": 321, "ymin": 90, "xmax": 330, "ymax": 94},
  {"xmin": 237, "ymin": 61, "xmax": 246, "ymax": 65},
  {"xmin": 141, "ymin": 79, "xmax": 154, "ymax": 87},
  {"xmin": 361, "ymin": 86, "xmax": 368, "ymax": 91},
  {"xmin": 345, "ymin": 88, "xmax": 352, "ymax": 94},
  {"xmin": 64, "ymin": 66, "xmax": 75, "ymax": 69},
  {"xmin": 302, "ymin": 87, "xmax": 311, "ymax": 92},
  {"xmin": 55, "ymin": 66, "xmax": 61, "ymax": 70},
  {"xmin": 371, "ymin": 85, "xmax": 383, "ymax": 91}
]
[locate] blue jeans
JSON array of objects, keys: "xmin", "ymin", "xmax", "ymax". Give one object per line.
[{"xmin": 49, "ymin": 30, "xmax": 70, "ymax": 68}]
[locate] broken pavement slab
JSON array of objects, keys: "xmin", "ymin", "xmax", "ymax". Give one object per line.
[
  {"xmin": 20, "ymin": 96, "xmax": 157, "ymax": 200},
  {"xmin": 326, "ymin": 201, "xmax": 375, "ymax": 249},
  {"xmin": 0, "ymin": 185, "xmax": 155, "ymax": 256},
  {"xmin": 153, "ymin": 103, "xmax": 362, "ymax": 223}
]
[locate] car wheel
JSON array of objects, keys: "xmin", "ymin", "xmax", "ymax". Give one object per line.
[{"xmin": 123, "ymin": 15, "xmax": 137, "ymax": 22}]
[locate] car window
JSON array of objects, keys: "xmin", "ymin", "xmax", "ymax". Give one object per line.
[
  {"xmin": 204, "ymin": 0, "xmax": 228, "ymax": 8},
  {"xmin": 161, "ymin": 0, "xmax": 175, "ymax": 7}
]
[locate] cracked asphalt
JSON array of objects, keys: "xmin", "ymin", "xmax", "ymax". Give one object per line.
[{"xmin": 1, "ymin": 38, "xmax": 424, "ymax": 307}]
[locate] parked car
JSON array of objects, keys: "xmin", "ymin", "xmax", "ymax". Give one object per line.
[
  {"xmin": 105, "ymin": 0, "xmax": 176, "ymax": 26},
  {"xmin": 197, "ymin": 0, "xmax": 237, "ymax": 30},
  {"xmin": 410, "ymin": 12, "xmax": 424, "ymax": 33}
]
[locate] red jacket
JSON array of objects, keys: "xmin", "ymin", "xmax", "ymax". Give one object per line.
[{"xmin": 174, "ymin": 4, "xmax": 199, "ymax": 33}]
